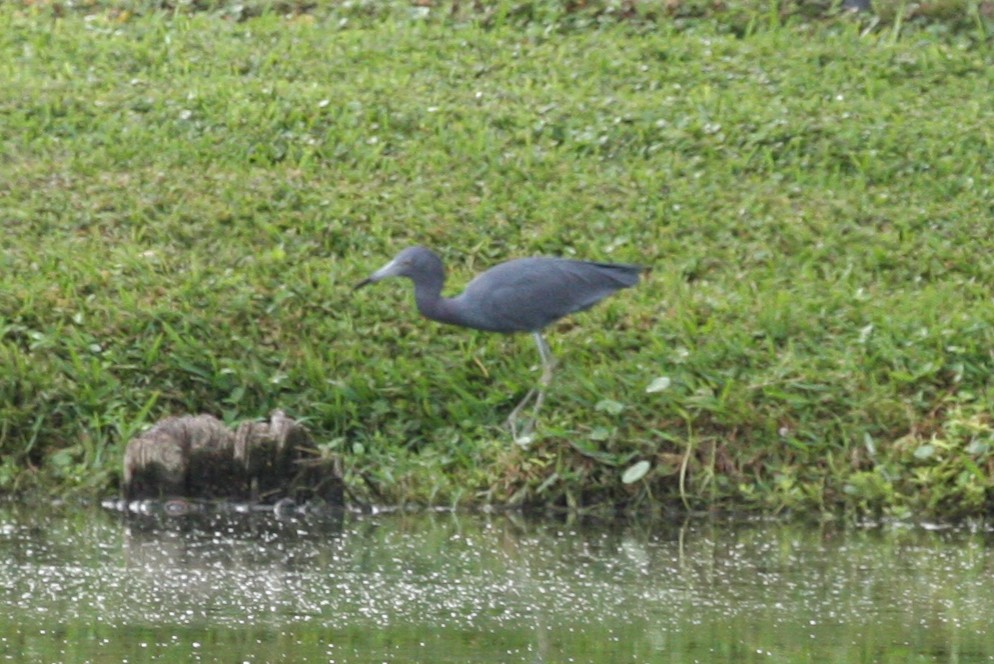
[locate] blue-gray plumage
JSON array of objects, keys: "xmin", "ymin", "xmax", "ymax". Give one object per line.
[{"xmin": 355, "ymin": 246, "xmax": 644, "ymax": 442}]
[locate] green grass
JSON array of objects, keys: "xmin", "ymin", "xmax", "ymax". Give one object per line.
[{"xmin": 2, "ymin": 0, "xmax": 994, "ymax": 517}]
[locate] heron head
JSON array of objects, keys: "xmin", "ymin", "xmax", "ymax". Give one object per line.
[{"xmin": 354, "ymin": 246, "xmax": 442, "ymax": 290}]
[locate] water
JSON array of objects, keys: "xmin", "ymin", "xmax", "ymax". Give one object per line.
[{"xmin": 2, "ymin": 503, "xmax": 993, "ymax": 663}]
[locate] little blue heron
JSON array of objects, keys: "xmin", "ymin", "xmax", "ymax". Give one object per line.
[{"xmin": 354, "ymin": 246, "xmax": 644, "ymax": 443}]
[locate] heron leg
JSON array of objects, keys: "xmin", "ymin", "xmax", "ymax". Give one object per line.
[
  {"xmin": 507, "ymin": 332, "xmax": 557, "ymax": 445},
  {"xmin": 533, "ymin": 331, "xmax": 555, "ymax": 388},
  {"xmin": 507, "ymin": 385, "xmax": 539, "ymax": 441}
]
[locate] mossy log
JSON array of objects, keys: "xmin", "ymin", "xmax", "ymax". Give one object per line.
[{"xmin": 122, "ymin": 411, "xmax": 342, "ymax": 505}]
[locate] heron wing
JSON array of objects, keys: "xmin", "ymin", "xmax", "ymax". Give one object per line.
[{"xmin": 455, "ymin": 258, "xmax": 641, "ymax": 333}]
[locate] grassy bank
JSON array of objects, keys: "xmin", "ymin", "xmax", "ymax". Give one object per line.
[{"xmin": 2, "ymin": 1, "xmax": 994, "ymax": 517}]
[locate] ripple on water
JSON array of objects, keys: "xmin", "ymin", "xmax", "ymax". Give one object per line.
[{"xmin": 3, "ymin": 506, "xmax": 994, "ymax": 662}]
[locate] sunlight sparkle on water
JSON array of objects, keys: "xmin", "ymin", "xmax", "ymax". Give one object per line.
[{"xmin": 2, "ymin": 505, "xmax": 994, "ymax": 663}]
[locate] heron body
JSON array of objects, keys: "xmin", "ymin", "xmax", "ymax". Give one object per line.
[{"xmin": 355, "ymin": 246, "xmax": 644, "ymax": 442}]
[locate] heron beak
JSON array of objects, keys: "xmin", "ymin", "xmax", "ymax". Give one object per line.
[{"xmin": 354, "ymin": 257, "xmax": 402, "ymax": 291}]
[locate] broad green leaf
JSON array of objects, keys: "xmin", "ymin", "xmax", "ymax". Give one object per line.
[
  {"xmin": 622, "ymin": 460, "xmax": 651, "ymax": 484},
  {"xmin": 646, "ymin": 376, "xmax": 671, "ymax": 393}
]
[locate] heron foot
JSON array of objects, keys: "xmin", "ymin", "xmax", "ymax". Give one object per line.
[{"xmin": 507, "ymin": 386, "xmax": 547, "ymax": 446}]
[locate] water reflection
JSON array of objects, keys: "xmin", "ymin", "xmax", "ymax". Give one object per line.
[{"xmin": 1, "ymin": 502, "xmax": 994, "ymax": 663}]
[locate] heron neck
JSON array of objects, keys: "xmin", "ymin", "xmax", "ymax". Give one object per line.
[{"xmin": 413, "ymin": 281, "xmax": 464, "ymax": 327}]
